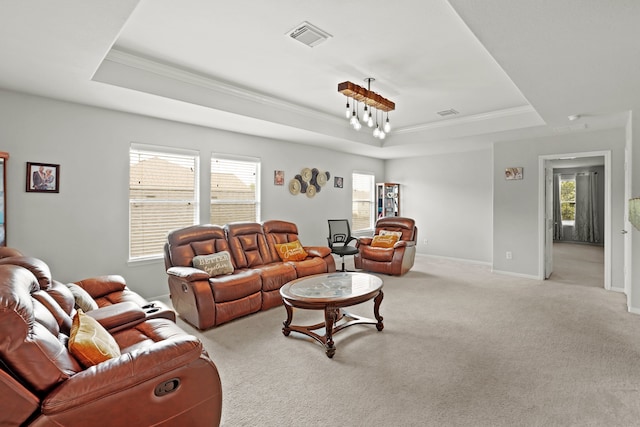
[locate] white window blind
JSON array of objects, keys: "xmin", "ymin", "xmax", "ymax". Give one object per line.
[
  {"xmin": 211, "ymin": 154, "xmax": 260, "ymax": 225},
  {"xmin": 129, "ymin": 144, "xmax": 198, "ymax": 260},
  {"xmin": 352, "ymin": 172, "xmax": 375, "ymax": 232}
]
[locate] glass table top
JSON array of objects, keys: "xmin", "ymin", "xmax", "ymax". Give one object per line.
[{"xmin": 287, "ymin": 272, "xmax": 382, "ymax": 299}]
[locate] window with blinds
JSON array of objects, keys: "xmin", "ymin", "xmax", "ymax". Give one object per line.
[
  {"xmin": 211, "ymin": 155, "xmax": 260, "ymax": 225},
  {"xmin": 129, "ymin": 144, "xmax": 198, "ymax": 260},
  {"xmin": 352, "ymin": 172, "xmax": 375, "ymax": 232}
]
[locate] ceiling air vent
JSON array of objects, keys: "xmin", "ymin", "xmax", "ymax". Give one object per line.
[
  {"xmin": 287, "ymin": 21, "xmax": 332, "ymax": 47},
  {"xmin": 437, "ymin": 109, "xmax": 459, "ymax": 117}
]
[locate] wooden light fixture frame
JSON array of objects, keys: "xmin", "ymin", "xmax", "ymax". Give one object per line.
[{"xmin": 338, "ymin": 81, "xmax": 395, "ymax": 112}]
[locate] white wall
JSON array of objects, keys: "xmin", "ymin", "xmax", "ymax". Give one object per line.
[
  {"xmin": 0, "ymin": 89, "xmax": 383, "ymax": 298},
  {"xmin": 493, "ymin": 128, "xmax": 626, "ymax": 285},
  {"xmin": 386, "ymin": 149, "xmax": 493, "ymax": 263}
]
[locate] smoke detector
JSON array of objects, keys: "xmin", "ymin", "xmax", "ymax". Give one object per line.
[{"xmin": 287, "ymin": 21, "xmax": 332, "ymax": 47}]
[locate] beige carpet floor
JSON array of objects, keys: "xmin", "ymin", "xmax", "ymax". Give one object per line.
[
  {"xmin": 166, "ymin": 246, "xmax": 640, "ymax": 427},
  {"xmin": 551, "ymin": 242, "xmax": 604, "ymax": 288}
]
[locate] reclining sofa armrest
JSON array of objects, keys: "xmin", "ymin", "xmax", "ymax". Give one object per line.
[
  {"xmin": 393, "ymin": 240, "xmax": 415, "ymax": 249},
  {"xmin": 41, "ymin": 336, "xmax": 205, "ymax": 414},
  {"xmin": 167, "ymin": 266, "xmax": 210, "ymax": 281},
  {"xmin": 74, "ymin": 275, "xmax": 127, "ymax": 299},
  {"xmin": 86, "ymin": 302, "xmax": 146, "ymax": 331},
  {"xmin": 357, "ymin": 237, "xmax": 373, "ymax": 247},
  {"xmin": 304, "ymin": 246, "xmax": 331, "ymax": 258}
]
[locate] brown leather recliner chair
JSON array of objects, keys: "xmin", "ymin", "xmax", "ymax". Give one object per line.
[
  {"xmin": 0, "ymin": 261, "xmax": 222, "ymax": 426},
  {"xmin": 354, "ymin": 217, "xmax": 418, "ymax": 276}
]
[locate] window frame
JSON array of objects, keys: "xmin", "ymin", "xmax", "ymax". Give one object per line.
[
  {"xmin": 351, "ymin": 171, "xmax": 375, "ymax": 233},
  {"xmin": 129, "ymin": 143, "xmax": 199, "ymax": 262},
  {"xmin": 210, "ymin": 153, "xmax": 261, "ymax": 225},
  {"xmin": 559, "ymin": 175, "xmax": 576, "ymax": 226}
]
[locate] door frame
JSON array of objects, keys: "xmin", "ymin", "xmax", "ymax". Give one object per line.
[{"xmin": 537, "ymin": 150, "xmax": 611, "ymax": 289}]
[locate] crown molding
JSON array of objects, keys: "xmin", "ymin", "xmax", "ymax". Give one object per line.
[
  {"xmin": 394, "ymin": 105, "xmax": 537, "ymax": 134},
  {"xmin": 103, "ymin": 48, "xmax": 342, "ymax": 124}
]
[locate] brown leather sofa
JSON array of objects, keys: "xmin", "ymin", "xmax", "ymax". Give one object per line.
[
  {"xmin": 355, "ymin": 217, "xmax": 418, "ymax": 276},
  {"xmin": 0, "ymin": 248, "xmax": 175, "ymax": 322},
  {"xmin": 0, "ymin": 257, "xmax": 222, "ymax": 427},
  {"xmin": 164, "ymin": 220, "xmax": 336, "ymax": 330}
]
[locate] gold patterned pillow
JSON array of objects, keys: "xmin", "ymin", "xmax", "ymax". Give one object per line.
[
  {"xmin": 371, "ymin": 234, "xmax": 399, "ymax": 248},
  {"xmin": 68, "ymin": 309, "xmax": 121, "ymax": 368},
  {"xmin": 275, "ymin": 240, "xmax": 308, "ymax": 261}
]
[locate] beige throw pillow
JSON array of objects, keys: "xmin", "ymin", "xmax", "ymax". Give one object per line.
[{"xmin": 193, "ymin": 251, "xmax": 235, "ymax": 277}]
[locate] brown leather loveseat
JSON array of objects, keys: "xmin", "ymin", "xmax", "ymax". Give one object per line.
[
  {"xmin": 0, "ymin": 256, "xmax": 222, "ymax": 427},
  {"xmin": 164, "ymin": 220, "xmax": 336, "ymax": 330},
  {"xmin": 355, "ymin": 217, "xmax": 417, "ymax": 276}
]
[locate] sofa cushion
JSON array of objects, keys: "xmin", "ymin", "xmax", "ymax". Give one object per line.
[
  {"xmin": 66, "ymin": 282, "xmax": 99, "ymax": 312},
  {"xmin": 361, "ymin": 245, "xmax": 395, "ymax": 262},
  {"xmin": 68, "ymin": 309, "xmax": 121, "ymax": 368},
  {"xmin": 274, "ymin": 240, "xmax": 308, "ymax": 261},
  {"xmin": 371, "ymin": 234, "xmax": 399, "ymax": 248},
  {"xmin": 193, "ymin": 251, "xmax": 234, "ymax": 277},
  {"xmin": 210, "ymin": 269, "xmax": 262, "ymax": 302}
]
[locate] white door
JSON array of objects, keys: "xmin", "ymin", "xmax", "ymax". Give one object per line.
[{"xmin": 544, "ymin": 164, "xmax": 554, "ymax": 279}]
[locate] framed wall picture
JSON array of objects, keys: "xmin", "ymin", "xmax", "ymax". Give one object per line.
[
  {"xmin": 274, "ymin": 170, "xmax": 284, "ymax": 185},
  {"xmin": 26, "ymin": 162, "xmax": 60, "ymax": 193},
  {"xmin": 334, "ymin": 176, "xmax": 343, "ymax": 188},
  {"xmin": 505, "ymin": 167, "xmax": 523, "ymax": 180}
]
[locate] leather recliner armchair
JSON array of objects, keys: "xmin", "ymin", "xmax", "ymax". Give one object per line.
[
  {"xmin": 0, "ymin": 260, "xmax": 222, "ymax": 426},
  {"xmin": 354, "ymin": 217, "xmax": 418, "ymax": 276}
]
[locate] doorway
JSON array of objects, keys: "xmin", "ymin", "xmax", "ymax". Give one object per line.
[{"xmin": 538, "ymin": 151, "xmax": 611, "ymax": 289}]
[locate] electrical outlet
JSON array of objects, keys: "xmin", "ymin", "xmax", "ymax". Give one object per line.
[
  {"xmin": 423, "ymin": 239, "xmax": 428, "ymax": 245},
  {"xmin": 506, "ymin": 251, "xmax": 512, "ymax": 260}
]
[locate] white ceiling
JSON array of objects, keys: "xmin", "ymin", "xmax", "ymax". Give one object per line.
[{"xmin": 0, "ymin": 0, "xmax": 635, "ymax": 159}]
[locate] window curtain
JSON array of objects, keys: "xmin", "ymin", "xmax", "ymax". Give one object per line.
[
  {"xmin": 575, "ymin": 172, "xmax": 600, "ymax": 243},
  {"xmin": 552, "ymin": 173, "xmax": 563, "ymax": 240}
]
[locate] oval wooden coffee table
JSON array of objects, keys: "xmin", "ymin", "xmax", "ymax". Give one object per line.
[{"xmin": 279, "ymin": 272, "xmax": 383, "ymax": 358}]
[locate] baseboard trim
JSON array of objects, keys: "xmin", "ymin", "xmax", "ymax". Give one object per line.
[
  {"xmin": 419, "ymin": 253, "xmax": 492, "ymax": 267},
  {"xmin": 610, "ymin": 286, "xmax": 625, "ymax": 293},
  {"xmin": 629, "ymin": 306, "xmax": 640, "ymax": 315},
  {"xmin": 491, "ymin": 269, "xmax": 540, "ymax": 280}
]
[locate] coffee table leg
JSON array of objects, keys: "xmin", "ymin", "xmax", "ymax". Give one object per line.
[
  {"xmin": 324, "ymin": 307, "xmax": 337, "ymax": 358},
  {"xmin": 374, "ymin": 290, "xmax": 384, "ymax": 331},
  {"xmin": 282, "ymin": 303, "xmax": 293, "ymax": 336}
]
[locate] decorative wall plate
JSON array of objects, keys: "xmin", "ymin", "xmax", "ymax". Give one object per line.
[{"xmin": 289, "ymin": 178, "xmax": 301, "ymax": 195}]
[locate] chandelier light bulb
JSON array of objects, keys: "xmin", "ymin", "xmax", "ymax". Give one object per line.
[
  {"xmin": 373, "ymin": 126, "xmax": 380, "ymax": 137},
  {"xmin": 384, "ymin": 115, "xmax": 391, "ymax": 133},
  {"xmin": 367, "ymin": 116, "xmax": 374, "ymax": 127},
  {"xmin": 363, "ymin": 105, "xmax": 369, "ymax": 122},
  {"xmin": 354, "ymin": 120, "xmax": 362, "ymax": 130},
  {"xmin": 379, "ymin": 129, "xmax": 386, "ymax": 139},
  {"xmin": 345, "ymin": 100, "xmax": 351, "ymax": 119}
]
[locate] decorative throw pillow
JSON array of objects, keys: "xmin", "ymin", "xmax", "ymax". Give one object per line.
[
  {"xmin": 192, "ymin": 251, "xmax": 234, "ymax": 277},
  {"xmin": 371, "ymin": 234, "xmax": 399, "ymax": 248},
  {"xmin": 275, "ymin": 240, "xmax": 308, "ymax": 262},
  {"xmin": 380, "ymin": 230, "xmax": 403, "ymax": 239},
  {"xmin": 66, "ymin": 283, "xmax": 99, "ymax": 312},
  {"xmin": 68, "ymin": 309, "xmax": 121, "ymax": 368}
]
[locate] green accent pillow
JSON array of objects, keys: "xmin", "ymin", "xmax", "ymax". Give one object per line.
[{"xmin": 193, "ymin": 251, "xmax": 234, "ymax": 277}]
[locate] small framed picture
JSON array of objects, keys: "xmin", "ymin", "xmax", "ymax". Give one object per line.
[
  {"xmin": 274, "ymin": 170, "xmax": 284, "ymax": 185},
  {"xmin": 505, "ymin": 167, "xmax": 523, "ymax": 180},
  {"xmin": 26, "ymin": 162, "xmax": 60, "ymax": 193},
  {"xmin": 334, "ymin": 176, "xmax": 343, "ymax": 188}
]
